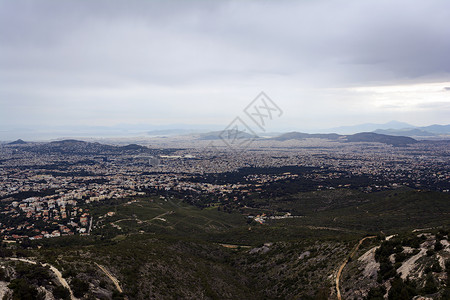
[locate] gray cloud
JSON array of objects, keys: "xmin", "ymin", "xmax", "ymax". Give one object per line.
[{"xmin": 1, "ymin": 0, "xmax": 450, "ymax": 136}]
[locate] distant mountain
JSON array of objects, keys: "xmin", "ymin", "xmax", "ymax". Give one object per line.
[
  {"xmin": 374, "ymin": 128, "xmax": 436, "ymax": 137},
  {"xmin": 420, "ymin": 124, "xmax": 450, "ymax": 134},
  {"xmin": 323, "ymin": 121, "xmax": 450, "ymax": 138},
  {"xmin": 371, "ymin": 124, "xmax": 450, "ymax": 137},
  {"xmin": 327, "ymin": 121, "xmax": 414, "ymax": 134},
  {"xmin": 272, "ymin": 131, "xmax": 417, "ymax": 146},
  {"xmin": 198, "ymin": 130, "xmax": 258, "ymax": 140},
  {"xmin": 7, "ymin": 139, "xmax": 27, "ymax": 145},
  {"xmin": 272, "ymin": 132, "xmax": 340, "ymax": 141}
]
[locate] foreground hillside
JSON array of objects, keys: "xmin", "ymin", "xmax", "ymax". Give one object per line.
[{"xmin": 0, "ymin": 189, "xmax": 449, "ymax": 299}]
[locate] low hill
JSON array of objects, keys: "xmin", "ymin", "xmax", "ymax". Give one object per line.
[
  {"xmin": 374, "ymin": 128, "xmax": 436, "ymax": 137},
  {"xmin": 344, "ymin": 132, "xmax": 417, "ymax": 146},
  {"xmin": 9, "ymin": 139, "xmax": 160, "ymax": 156},
  {"xmin": 7, "ymin": 139, "xmax": 27, "ymax": 145},
  {"xmin": 120, "ymin": 143, "xmax": 149, "ymax": 151},
  {"xmin": 271, "ymin": 131, "xmax": 417, "ymax": 146},
  {"xmin": 198, "ymin": 130, "xmax": 258, "ymax": 140},
  {"xmin": 271, "ymin": 132, "xmax": 340, "ymax": 141}
]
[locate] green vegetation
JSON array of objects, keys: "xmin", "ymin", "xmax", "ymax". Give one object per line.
[
  {"xmin": 1, "ymin": 189, "xmax": 449, "ymax": 299},
  {"xmin": 7, "ymin": 278, "xmax": 46, "ymax": 300},
  {"xmin": 71, "ymin": 277, "xmax": 89, "ymax": 298}
]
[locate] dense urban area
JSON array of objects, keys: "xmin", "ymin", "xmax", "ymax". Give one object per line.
[
  {"xmin": 0, "ymin": 135, "xmax": 449, "ymax": 299},
  {"xmin": 1, "ymin": 137, "xmax": 449, "ymax": 242}
]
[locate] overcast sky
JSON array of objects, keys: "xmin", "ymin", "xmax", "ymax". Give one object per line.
[{"xmin": 1, "ymin": 0, "xmax": 450, "ymax": 138}]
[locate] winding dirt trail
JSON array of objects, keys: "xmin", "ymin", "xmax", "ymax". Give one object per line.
[
  {"xmin": 335, "ymin": 236, "xmax": 376, "ymax": 300},
  {"xmin": 95, "ymin": 263, "xmax": 123, "ymax": 293},
  {"xmin": 7, "ymin": 257, "xmax": 77, "ymax": 300}
]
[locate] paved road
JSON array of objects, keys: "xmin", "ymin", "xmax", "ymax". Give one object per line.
[{"xmin": 335, "ymin": 236, "xmax": 376, "ymax": 300}]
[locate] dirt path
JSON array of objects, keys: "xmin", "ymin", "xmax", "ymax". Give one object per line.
[
  {"xmin": 335, "ymin": 236, "xmax": 376, "ymax": 300},
  {"xmin": 95, "ymin": 263, "xmax": 123, "ymax": 294},
  {"xmin": 7, "ymin": 257, "xmax": 77, "ymax": 300},
  {"xmin": 113, "ymin": 211, "xmax": 174, "ymax": 226},
  {"xmin": 148, "ymin": 211, "xmax": 173, "ymax": 222},
  {"xmin": 305, "ymin": 225, "xmax": 348, "ymax": 232},
  {"xmin": 112, "ymin": 218, "xmax": 135, "ymax": 225},
  {"xmin": 219, "ymin": 243, "xmax": 251, "ymax": 249}
]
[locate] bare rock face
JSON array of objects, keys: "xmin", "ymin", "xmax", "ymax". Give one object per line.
[{"xmin": 358, "ymin": 246, "xmax": 380, "ymax": 279}]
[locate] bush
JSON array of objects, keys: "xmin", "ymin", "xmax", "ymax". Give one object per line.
[
  {"xmin": 71, "ymin": 277, "xmax": 89, "ymax": 298},
  {"xmin": 112, "ymin": 290, "xmax": 125, "ymax": 300},
  {"xmin": 388, "ymin": 277, "xmax": 417, "ymax": 299},
  {"xmin": 395, "ymin": 252, "xmax": 408, "ymax": 263},
  {"xmin": 99, "ymin": 279, "xmax": 107, "ymax": 289},
  {"xmin": 0, "ymin": 268, "xmax": 6, "ymax": 281},
  {"xmin": 378, "ymin": 262, "xmax": 396, "ymax": 282},
  {"xmin": 62, "ymin": 268, "xmax": 77, "ymax": 278},
  {"xmin": 0, "ymin": 246, "xmax": 13, "ymax": 258},
  {"xmin": 438, "ymin": 229, "xmax": 449, "ymax": 236},
  {"xmin": 365, "ymin": 286, "xmax": 386, "ymax": 300},
  {"xmin": 313, "ymin": 287, "xmax": 329, "ymax": 300},
  {"xmin": 441, "ymin": 288, "xmax": 450, "ymax": 300},
  {"xmin": 422, "ymin": 274, "xmax": 438, "ymax": 295},
  {"xmin": 431, "ymin": 263, "xmax": 442, "ymax": 273},
  {"xmin": 53, "ymin": 285, "xmax": 70, "ymax": 300},
  {"xmin": 8, "ymin": 278, "xmax": 45, "ymax": 300},
  {"xmin": 15, "ymin": 263, "xmax": 51, "ymax": 286},
  {"xmin": 434, "ymin": 241, "xmax": 443, "ymax": 251}
]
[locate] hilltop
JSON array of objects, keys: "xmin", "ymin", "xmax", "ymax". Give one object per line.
[
  {"xmin": 5, "ymin": 139, "xmax": 170, "ymax": 156},
  {"xmin": 7, "ymin": 139, "xmax": 27, "ymax": 145}
]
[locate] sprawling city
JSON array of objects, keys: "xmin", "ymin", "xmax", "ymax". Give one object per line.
[
  {"xmin": 0, "ymin": 134, "xmax": 449, "ymax": 298},
  {"xmin": 1, "ymin": 137, "xmax": 449, "ymax": 243}
]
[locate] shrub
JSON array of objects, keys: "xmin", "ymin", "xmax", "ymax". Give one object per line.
[
  {"xmin": 431, "ymin": 263, "xmax": 442, "ymax": 273},
  {"xmin": 71, "ymin": 277, "xmax": 89, "ymax": 298},
  {"xmin": 53, "ymin": 285, "xmax": 70, "ymax": 300},
  {"xmin": 434, "ymin": 241, "xmax": 443, "ymax": 251},
  {"xmin": 388, "ymin": 276, "xmax": 417, "ymax": 299},
  {"xmin": 422, "ymin": 274, "xmax": 438, "ymax": 295},
  {"xmin": 365, "ymin": 286, "xmax": 386, "ymax": 300},
  {"xmin": 8, "ymin": 278, "xmax": 45, "ymax": 300}
]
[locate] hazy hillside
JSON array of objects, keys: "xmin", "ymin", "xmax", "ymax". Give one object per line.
[{"xmin": 271, "ymin": 131, "xmax": 417, "ymax": 146}]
